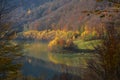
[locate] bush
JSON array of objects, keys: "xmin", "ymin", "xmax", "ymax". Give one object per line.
[{"xmin": 48, "ymin": 37, "xmax": 77, "ymax": 53}]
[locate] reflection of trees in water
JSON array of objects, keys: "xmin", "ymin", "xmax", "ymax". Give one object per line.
[
  {"xmin": 48, "ymin": 52, "xmax": 95, "ymax": 68},
  {"xmin": 52, "ymin": 73, "xmax": 81, "ymax": 80},
  {"xmin": 22, "ymin": 56, "xmax": 86, "ymax": 80}
]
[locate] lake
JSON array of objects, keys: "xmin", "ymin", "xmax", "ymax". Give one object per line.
[{"xmin": 19, "ymin": 41, "xmax": 95, "ymax": 80}]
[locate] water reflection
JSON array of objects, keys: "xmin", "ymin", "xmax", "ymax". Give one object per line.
[
  {"xmin": 21, "ymin": 41, "xmax": 91, "ymax": 79},
  {"xmin": 21, "ymin": 56, "xmax": 84, "ymax": 80},
  {"xmin": 21, "ymin": 56, "xmax": 57, "ymax": 79},
  {"xmin": 23, "ymin": 41, "xmax": 49, "ymax": 61}
]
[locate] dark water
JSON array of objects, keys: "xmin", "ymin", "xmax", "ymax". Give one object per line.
[
  {"xmin": 21, "ymin": 56, "xmax": 60, "ymax": 79},
  {"xmin": 19, "ymin": 41, "xmax": 89, "ymax": 80}
]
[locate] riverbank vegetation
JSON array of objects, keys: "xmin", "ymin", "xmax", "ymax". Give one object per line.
[
  {"xmin": 17, "ymin": 25, "xmax": 104, "ymax": 53},
  {"xmin": 17, "ymin": 30, "xmax": 80, "ymax": 40}
]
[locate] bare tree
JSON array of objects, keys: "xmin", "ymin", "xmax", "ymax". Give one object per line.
[{"xmin": 87, "ymin": 9, "xmax": 120, "ymax": 80}]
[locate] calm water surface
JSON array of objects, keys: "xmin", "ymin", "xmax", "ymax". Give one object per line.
[{"xmin": 19, "ymin": 41, "xmax": 93, "ymax": 79}]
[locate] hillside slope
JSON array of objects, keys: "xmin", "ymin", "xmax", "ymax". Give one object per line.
[
  {"xmin": 24, "ymin": 0, "xmax": 112, "ymax": 31},
  {"xmin": 4, "ymin": 0, "xmax": 119, "ymax": 32}
]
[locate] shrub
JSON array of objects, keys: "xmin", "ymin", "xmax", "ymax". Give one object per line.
[{"xmin": 48, "ymin": 37, "xmax": 77, "ymax": 53}]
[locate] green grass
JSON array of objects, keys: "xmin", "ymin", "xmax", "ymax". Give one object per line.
[
  {"xmin": 48, "ymin": 39, "xmax": 102, "ymax": 67},
  {"xmin": 74, "ymin": 39, "xmax": 102, "ymax": 50}
]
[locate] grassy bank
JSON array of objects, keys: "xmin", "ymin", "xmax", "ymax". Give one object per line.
[
  {"xmin": 48, "ymin": 39, "xmax": 101, "ymax": 67},
  {"xmin": 74, "ymin": 39, "xmax": 102, "ymax": 50}
]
